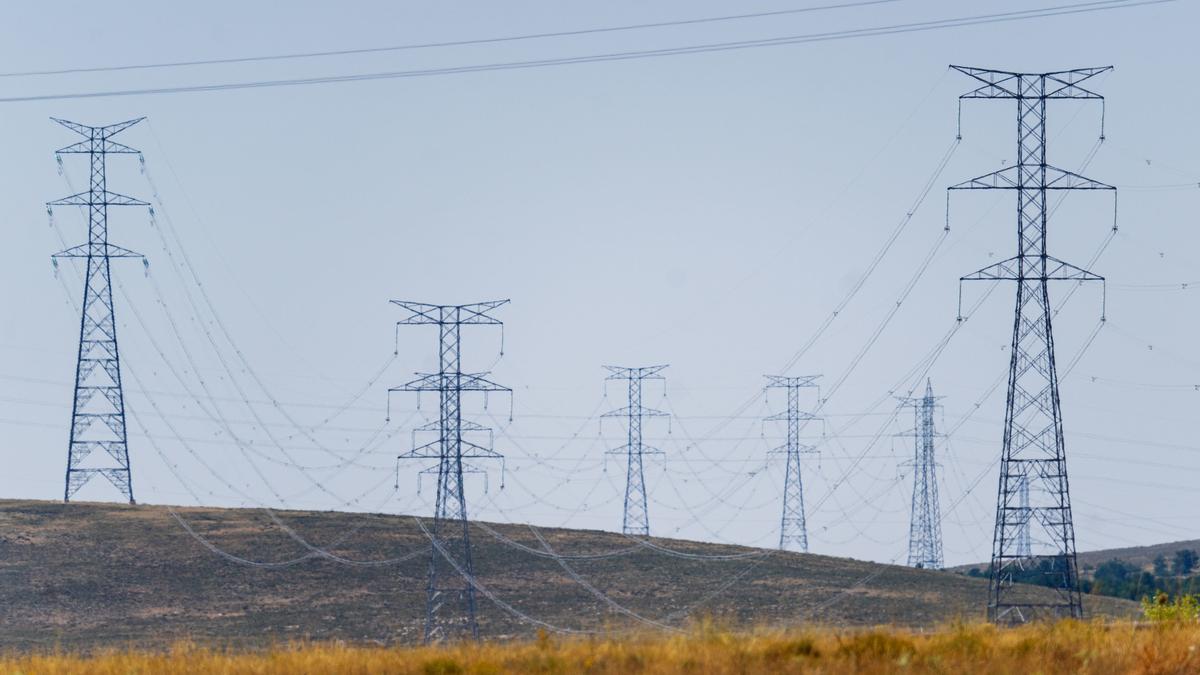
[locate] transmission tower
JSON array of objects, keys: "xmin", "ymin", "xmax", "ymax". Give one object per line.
[
  {"xmin": 392, "ymin": 300, "xmax": 508, "ymax": 643},
  {"xmin": 764, "ymin": 375, "xmax": 820, "ymax": 553},
  {"xmin": 49, "ymin": 118, "xmax": 149, "ymax": 504},
  {"xmin": 950, "ymin": 66, "xmax": 1115, "ymax": 623},
  {"xmin": 1016, "ymin": 475, "xmax": 1033, "ymax": 558},
  {"xmin": 899, "ymin": 379, "xmax": 943, "ymax": 570},
  {"xmin": 602, "ymin": 365, "xmax": 668, "ymax": 536}
]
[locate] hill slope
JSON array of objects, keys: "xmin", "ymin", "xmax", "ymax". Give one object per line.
[
  {"xmin": 0, "ymin": 500, "xmax": 1137, "ymax": 650},
  {"xmin": 1075, "ymin": 540, "xmax": 1200, "ymax": 572},
  {"xmin": 951, "ymin": 540, "xmax": 1200, "ymax": 576}
]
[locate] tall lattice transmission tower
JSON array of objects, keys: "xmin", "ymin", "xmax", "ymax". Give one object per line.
[
  {"xmin": 764, "ymin": 375, "xmax": 820, "ymax": 553},
  {"xmin": 950, "ymin": 66, "xmax": 1115, "ymax": 623},
  {"xmin": 603, "ymin": 365, "xmax": 668, "ymax": 537},
  {"xmin": 899, "ymin": 379, "xmax": 943, "ymax": 570},
  {"xmin": 392, "ymin": 300, "xmax": 508, "ymax": 643},
  {"xmin": 1016, "ymin": 475, "xmax": 1033, "ymax": 558},
  {"xmin": 49, "ymin": 118, "xmax": 149, "ymax": 504}
]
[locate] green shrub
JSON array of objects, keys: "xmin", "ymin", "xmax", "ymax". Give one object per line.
[{"xmin": 1142, "ymin": 592, "xmax": 1200, "ymax": 622}]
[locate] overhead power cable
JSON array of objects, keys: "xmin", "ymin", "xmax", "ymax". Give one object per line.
[
  {"xmin": 0, "ymin": 1, "xmax": 1174, "ymax": 103},
  {"xmin": 168, "ymin": 506, "xmax": 428, "ymax": 568},
  {"xmin": 663, "ymin": 133, "xmax": 960, "ymax": 470},
  {"xmin": 414, "ymin": 517, "xmax": 595, "ymax": 635},
  {"xmin": 528, "ymin": 526, "xmax": 683, "ymax": 633},
  {"xmin": 618, "ymin": 535, "xmax": 771, "ymax": 561},
  {"xmin": 475, "ymin": 522, "xmax": 645, "ymax": 560},
  {"xmin": 0, "ymin": 0, "xmax": 901, "ymax": 79}
]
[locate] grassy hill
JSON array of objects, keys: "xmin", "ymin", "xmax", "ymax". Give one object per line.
[
  {"xmin": 0, "ymin": 499, "xmax": 1137, "ymax": 651},
  {"xmin": 1075, "ymin": 540, "xmax": 1200, "ymax": 573},
  {"xmin": 951, "ymin": 540, "xmax": 1200, "ymax": 576}
]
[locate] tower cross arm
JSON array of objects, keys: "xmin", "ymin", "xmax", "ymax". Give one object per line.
[
  {"xmin": 951, "ymin": 65, "xmax": 1111, "ymax": 99},
  {"xmin": 765, "ymin": 411, "xmax": 818, "ymax": 422},
  {"xmin": 51, "ymin": 116, "xmax": 145, "ymax": 139},
  {"xmin": 601, "ymin": 405, "xmax": 669, "ymax": 418},
  {"xmin": 389, "ymin": 299, "xmax": 509, "ymax": 325},
  {"xmin": 48, "ymin": 190, "xmax": 150, "ymax": 207},
  {"xmin": 606, "ymin": 443, "xmax": 664, "ymax": 456},
  {"xmin": 459, "ymin": 441, "xmax": 504, "ymax": 459},
  {"xmin": 52, "ymin": 243, "xmax": 144, "ymax": 259},
  {"xmin": 768, "ymin": 443, "xmax": 818, "ymax": 456},
  {"xmin": 1043, "ymin": 67, "xmax": 1111, "ymax": 98},
  {"xmin": 392, "ymin": 372, "xmax": 511, "ymax": 392},
  {"xmin": 763, "ymin": 375, "xmax": 820, "ymax": 389},
  {"xmin": 949, "ymin": 166, "xmax": 1114, "ymax": 190},
  {"xmin": 603, "ymin": 364, "xmax": 668, "ymax": 379},
  {"xmin": 961, "ymin": 256, "xmax": 1103, "ymax": 282},
  {"xmin": 399, "ymin": 440, "xmax": 442, "ymax": 459},
  {"xmin": 401, "ymin": 440, "xmax": 503, "ymax": 461},
  {"xmin": 56, "ymin": 139, "xmax": 140, "ymax": 155},
  {"xmin": 413, "ymin": 419, "xmax": 491, "ymax": 433}
]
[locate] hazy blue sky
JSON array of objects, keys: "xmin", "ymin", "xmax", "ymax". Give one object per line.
[{"xmin": 1, "ymin": 0, "xmax": 1198, "ymax": 570}]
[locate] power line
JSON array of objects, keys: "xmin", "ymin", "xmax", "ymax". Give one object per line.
[
  {"xmin": 0, "ymin": 0, "xmax": 902, "ymax": 79},
  {"xmin": 0, "ymin": 1, "xmax": 1174, "ymax": 104}
]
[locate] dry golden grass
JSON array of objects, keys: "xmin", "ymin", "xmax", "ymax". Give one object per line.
[{"xmin": 4, "ymin": 620, "xmax": 1200, "ymax": 674}]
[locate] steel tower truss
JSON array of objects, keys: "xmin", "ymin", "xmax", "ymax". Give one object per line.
[
  {"xmin": 602, "ymin": 365, "xmax": 668, "ymax": 537},
  {"xmin": 49, "ymin": 117, "xmax": 148, "ymax": 503},
  {"xmin": 950, "ymin": 66, "xmax": 1115, "ymax": 623},
  {"xmin": 764, "ymin": 375, "xmax": 820, "ymax": 553},
  {"xmin": 392, "ymin": 300, "xmax": 508, "ymax": 643},
  {"xmin": 1016, "ymin": 475, "xmax": 1033, "ymax": 558},
  {"xmin": 899, "ymin": 379, "xmax": 944, "ymax": 570}
]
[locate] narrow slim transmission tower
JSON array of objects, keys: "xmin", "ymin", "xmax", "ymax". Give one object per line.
[
  {"xmin": 49, "ymin": 118, "xmax": 149, "ymax": 504},
  {"xmin": 1016, "ymin": 475, "xmax": 1033, "ymax": 558},
  {"xmin": 764, "ymin": 375, "xmax": 819, "ymax": 553},
  {"xmin": 899, "ymin": 379, "xmax": 943, "ymax": 570},
  {"xmin": 603, "ymin": 365, "xmax": 668, "ymax": 536},
  {"xmin": 950, "ymin": 66, "xmax": 1115, "ymax": 623},
  {"xmin": 392, "ymin": 300, "xmax": 508, "ymax": 643}
]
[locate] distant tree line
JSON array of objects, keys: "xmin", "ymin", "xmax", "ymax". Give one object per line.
[{"xmin": 963, "ymin": 549, "xmax": 1200, "ymax": 601}]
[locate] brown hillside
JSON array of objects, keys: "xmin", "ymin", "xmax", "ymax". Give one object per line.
[
  {"xmin": 0, "ymin": 500, "xmax": 1137, "ymax": 651},
  {"xmin": 1075, "ymin": 540, "xmax": 1200, "ymax": 572}
]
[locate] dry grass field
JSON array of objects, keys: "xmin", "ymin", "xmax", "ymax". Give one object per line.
[{"xmin": 3, "ymin": 620, "xmax": 1199, "ymax": 674}]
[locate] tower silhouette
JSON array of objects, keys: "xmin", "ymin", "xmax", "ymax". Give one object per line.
[
  {"xmin": 764, "ymin": 375, "xmax": 820, "ymax": 552},
  {"xmin": 900, "ymin": 379, "xmax": 943, "ymax": 570},
  {"xmin": 393, "ymin": 300, "xmax": 508, "ymax": 642},
  {"xmin": 950, "ymin": 66, "xmax": 1114, "ymax": 622},
  {"xmin": 603, "ymin": 366, "xmax": 668, "ymax": 536},
  {"xmin": 49, "ymin": 118, "xmax": 149, "ymax": 503}
]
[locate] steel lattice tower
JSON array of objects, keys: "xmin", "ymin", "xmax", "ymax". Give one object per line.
[
  {"xmin": 1016, "ymin": 475, "xmax": 1033, "ymax": 558},
  {"xmin": 603, "ymin": 365, "xmax": 668, "ymax": 536},
  {"xmin": 950, "ymin": 66, "xmax": 1115, "ymax": 623},
  {"xmin": 393, "ymin": 300, "xmax": 508, "ymax": 643},
  {"xmin": 49, "ymin": 118, "xmax": 149, "ymax": 504},
  {"xmin": 764, "ymin": 375, "xmax": 819, "ymax": 552},
  {"xmin": 899, "ymin": 379, "xmax": 944, "ymax": 570}
]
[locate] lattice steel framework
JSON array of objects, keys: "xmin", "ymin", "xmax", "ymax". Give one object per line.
[
  {"xmin": 49, "ymin": 117, "xmax": 149, "ymax": 504},
  {"xmin": 950, "ymin": 65, "xmax": 1115, "ymax": 623},
  {"xmin": 1016, "ymin": 475, "xmax": 1033, "ymax": 558},
  {"xmin": 764, "ymin": 375, "xmax": 819, "ymax": 553},
  {"xmin": 392, "ymin": 300, "xmax": 508, "ymax": 643},
  {"xmin": 899, "ymin": 379, "xmax": 943, "ymax": 569},
  {"xmin": 603, "ymin": 365, "xmax": 668, "ymax": 536}
]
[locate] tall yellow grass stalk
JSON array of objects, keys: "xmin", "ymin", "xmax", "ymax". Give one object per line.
[{"xmin": 3, "ymin": 620, "xmax": 1199, "ymax": 674}]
